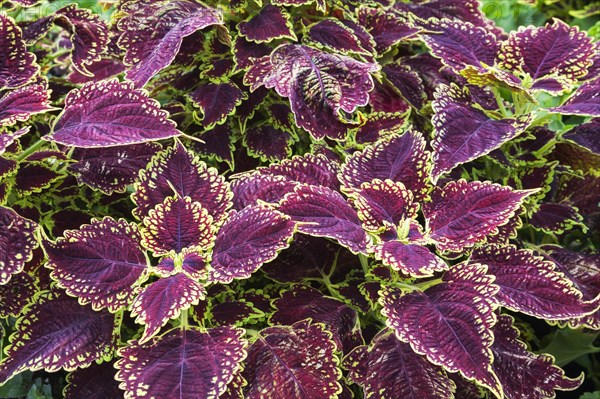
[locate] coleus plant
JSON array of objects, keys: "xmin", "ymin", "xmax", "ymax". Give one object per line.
[{"xmin": 1, "ymin": 0, "xmax": 600, "ymax": 398}]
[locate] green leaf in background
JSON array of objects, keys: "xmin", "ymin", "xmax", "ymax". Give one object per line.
[{"xmin": 540, "ymin": 328, "xmax": 600, "ymax": 367}]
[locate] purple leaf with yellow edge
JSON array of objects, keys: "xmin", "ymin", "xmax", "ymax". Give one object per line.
[
  {"xmin": 431, "ymin": 84, "xmax": 532, "ymax": 182},
  {"xmin": 419, "ymin": 20, "xmax": 499, "ymax": 74},
  {"xmin": 345, "ymin": 179, "xmax": 418, "ymax": 233},
  {"xmin": 0, "ymin": 83, "xmax": 54, "ymax": 126},
  {"xmin": 424, "ymin": 180, "xmax": 535, "ymax": 252},
  {"xmin": 271, "ymin": 285, "xmax": 362, "ymax": 353},
  {"xmin": 131, "ymin": 273, "xmax": 206, "ymax": 343},
  {"xmin": 230, "ymin": 174, "xmax": 297, "ymax": 210},
  {"xmin": 54, "ymin": 5, "xmax": 109, "ymax": 77},
  {"xmin": 43, "ymin": 217, "xmax": 147, "ymax": 312},
  {"xmin": 357, "ymin": 7, "xmax": 420, "ymax": 54},
  {"xmin": 117, "ymin": 0, "xmax": 222, "ymax": 87},
  {"xmin": 370, "ymin": 79, "xmax": 411, "ymax": 114},
  {"xmin": 383, "ymin": 64, "xmax": 427, "ymax": 109},
  {"xmin": 279, "ymin": 185, "xmax": 369, "ymax": 254},
  {"xmin": 116, "ymin": 327, "xmax": 247, "ymax": 399},
  {"xmin": 0, "ymin": 126, "xmax": 29, "ymax": 155},
  {"xmin": 471, "ymin": 244, "xmax": 600, "ymax": 320},
  {"xmin": 208, "ymin": 205, "xmax": 295, "ymax": 284},
  {"xmin": 0, "ymin": 205, "xmax": 37, "ymax": 284},
  {"xmin": 155, "ymin": 250, "xmax": 208, "ymax": 280},
  {"xmin": 0, "ymin": 291, "xmax": 119, "ymax": 385},
  {"xmin": 243, "ymin": 56, "xmax": 273, "ymax": 92},
  {"xmin": 68, "ymin": 143, "xmax": 160, "ymax": 194},
  {"xmin": 243, "ymin": 320, "xmax": 341, "ymax": 399},
  {"xmin": 305, "ymin": 19, "xmax": 371, "ymax": 55},
  {"xmin": 194, "ymin": 123, "xmax": 235, "ymax": 166},
  {"xmin": 0, "ymin": 15, "xmax": 38, "ymax": 90},
  {"xmin": 233, "ymin": 37, "xmax": 271, "ymax": 70},
  {"xmin": 47, "ymin": 79, "xmax": 179, "ymax": 147},
  {"xmin": 189, "ymin": 82, "xmax": 245, "ymax": 128},
  {"xmin": 563, "ymin": 118, "xmax": 600, "ymax": 155},
  {"xmin": 499, "ymin": 19, "xmax": 595, "ymax": 92},
  {"xmin": 491, "ymin": 314, "xmax": 582, "ymax": 399},
  {"xmin": 380, "ymin": 262, "xmax": 501, "ymax": 397},
  {"xmin": 263, "ymin": 44, "xmax": 378, "ymax": 140},
  {"xmin": 340, "ymin": 130, "xmax": 430, "ymax": 201},
  {"xmin": 530, "ymin": 203, "xmax": 585, "ymax": 233},
  {"xmin": 68, "ymin": 58, "xmax": 126, "ymax": 84},
  {"xmin": 141, "ymin": 196, "xmax": 214, "ymax": 256},
  {"xmin": 64, "ymin": 361, "xmax": 122, "ymax": 399},
  {"xmin": 344, "ymin": 329, "xmax": 454, "ymax": 399},
  {"xmin": 374, "ymin": 241, "xmax": 448, "ymax": 278},
  {"xmin": 211, "ymin": 300, "xmax": 260, "ymax": 326},
  {"xmin": 352, "ymin": 112, "xmax": 408, "ymax": 144},
  {"xmin": 0, "ymin": 273, "xmax": 36, "ymax": 318},
  {"xmin": 133, "ymin": 142, "xmax": 232, "ymax": 223},
  {"xmin": 238, "ymin": 5, "xmax": 295, "ymax": 43},
  {"xmin": 548, "ymin": 79, "xmax": 600, "ymax": 117},
  {"xmin": 271, "ymin": 0, "xmax": 326, "ymax": 11},
  {"xmin": 14, "ymin": 162, "xmax": 61, "ymax": 194},
  {"xmin": 244, "ymin": 125, "xmax": 292, "ymax": 161}
]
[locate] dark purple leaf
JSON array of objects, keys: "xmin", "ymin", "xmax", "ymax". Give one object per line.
[
  {"xmin": 563, "ymin": 118, "xmax": 600, "ymax": 155},
  {"xmin": 381, "ymin": 262, "xmax": 501, "ymax": 396},
  {"xmin": 141, "ymin": 196, "xmax": 214, "ymax": 256},
  {"xmin": 0, "ymin": 15, "xmax": 38, "ymax": 90},
  {"xmin": 189, "ymin": 82, "xmax": 245, "ymax": 127},
  {"xmin": 68, "ymin": 57, "xmax": 125, "ymax": 85},
  {"xmin": 369, "ymin": 80, "xmax": 411, "ymax": 114},
  {"xmin": 472, "ymin": 244, "xmax": 600, "ymax": 320},
  {"xmin": 305, "ymin": 19, "xmax": 371, "ymax": 55},
  {"xmin": 14, "ymin": 162, "xmax": 61, "ymax": 194},
  {"xmin": 279, "ymin": 185, "xmax": 369, "ymax": 254},
  {"xmin": 344, "ymin": 329, "xmax": 454, "ymax": 399},
  {"xmin": 233, "ymin": 37, "xmax": 271, "ymax": 70},
  {"xmin": 69, "ymin": 143, "xmax": 160, "ymax": 194},
  {"xmin": 194, "ymin": 123, "xmax": 235, "ymax": 165},
  {"xmin": 230, "ymin": 173, "xmax": 297, "ymax": 210},
  {"xmin": 271, "ymin": 285, "xmax": 362, "ymax": 353},
  {"xmin": 238, "ymin": 5, "xmax": 295, "ymax": 43},
  {"xmin": 0, "ymin": 83, "xmax": 53, "ymax": 126},
  {"xmin": 64, "ymin": 361, "xmax": 122, "ymax": 399},
  {"xmin": 0, "ymin": 126, "xmax": 29, "ymax": 155},
  {"xmin": 499, "ymin": 20, "xmax": 595, "ymax": 91},
  {"xmin": 431, "ymin": 84, "xmax": 532, "ymax": 181},
  {"xmin": 262, "ymin": 44, "xmax": 378, "ymax": 140},
  {"xmin": 243, "ymin": 321, "xmax": 341, "ymax": 399},
  {"xmin": 243, "ymin": 55, "xmax": 273, "ymax": 92},
  {"xmin": 423, "ymin": 180, "xmax": 535, "ymax": 252},
  {"xmin": 116, "ymin": 327, "xmax": 246, "ymax": 399},
  {"xmin": 271, "ymin": 0, "xmax": 326, "ymax": 11},
  {"xmin": 0, "ymin": 205, "xmax": 37, "ymax": 284},
  {"xmin": 43, "ymin": 217, "xmax": 147, "ymax": 311},
  {"xmin": 208, "ymin": 205, "xmax": 295, "ymax": 284},
  {"xmin": 47, "ymin": 79, "xmax": 179, "ymax": 147},
  {"xmin": 0, "ymin": 273, "xmax": 36, "ymax": 318},
  {"xmin": 357, "ymin": 7, "xmax": 420, "ymax": 54},
  {"xmin": 211, "ymin": 300, "xmax": 260, "ymax": 326},
  {"xmin": 491, "ymin": 314, "xmax": 582, "ymax": 399},
  {"xmin": 548, "ymin": 79, "xmax": 600, "ymax": 116},
  {"xmin": 244, "ymin": 125, "xmax": 292, "ymax": 161},
  {"xmin": 117, "ymin": 0, "xmax": 222, "ymax": 87},
  {"xmin": 131, "ymin": 274, "xmax": 206, "ymax": 343},
  {"xmin": 340, "ymin": 130, "xmax": 430, "ymax": 201},
  {"xmin": 0, "ymin": 292, "xmax": 118, "ymax": 384},
  {"xmin": 352, "ymin": 112, "xmax": 408, "ymax": 144},
  {"xmin": 156, "ymin": 250, "xmax": 208, "ymax": 280},
  {"xmin": 133, "ymin": 142, "xmax": 232, "ymax": 223},
  {"xmin": 383, "ymin": 64, "xmax": 427, "ymax": 109},
  {"xmin": 530, "ymin": 203, "xmax": 584, "ymax": 233},
  {"xmin": 375, "ymin": 241, "xmax": 448, "ymax": 277}
]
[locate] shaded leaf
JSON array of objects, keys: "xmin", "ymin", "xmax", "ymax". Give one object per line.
[
  {"xmin": 0, "ymin": 205, "xmax": 37, "ymax": 284},
  {"xmin": 64, "ymin": 361, "xmax": 122, "ymax": 399},
  {"xmin": 0, "ymin": 83, "xmax": 53, "ymax": 126},
  {"xmin": 548, "ymin": 79, "xmax": 600, "ymax": 117},
  {"xmin": 305, "ymin": 19, "xmax": 371, "ymax": 55},
  {"xmin": 0, "ymin": 273, "xmax": 36, "ymax": 318},
  {"xmin": 0, "ymin": 15, "xmax": 38, "ymax": 90},
  {"xmin": 530, "ymin": 203, "xmax": 585, "ymax": 233},
  {"xmin": 189, "ymin": 82, "xmax": 245, "ymax": 128},
  {"xmin": 230, "ymin": 173, "xmax": 297, "ymax": 210},
  {"xmin": 357, "ymin": 7, "xmax": 420, "ymax": 54},
  {"xmin": 238, "ymin": 5, "xmax": 295, "ymax": 43}
]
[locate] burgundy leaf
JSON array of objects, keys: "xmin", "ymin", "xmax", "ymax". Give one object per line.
[
  {"xmin": 133, "ymin": 142, "xmax": 232, "ymax": 223},
  {"xmin": 230, "ymin": 173, "xmax": 297, "ymax": 210},
  {"xmin": 0, "ymin": 292, "xmax": 118, "ymax": 384},
  {"xmin": 243, "ymin": 321, "xmax": 341, "ymax": 399},
  {"xmin": 68, "ymin": 58, "xmax": 126, "ymax": 84},
  {"xmin": 14, "ymin": 162, "xmax": 61, "ymax": 194},
  {"xmin": 141, "ymin": 196, "xmax": 214, "ymax": 256},
  {"xmin": 530, "ymin": 203, "xmax": 584, "ymax": 233},
  {"xmin": 211, "ymin": 300, "xmax": 259, "ymax": 326},
  {"xmin": 233, "ymin": 37, "xmax": 271, "ymax": 70},
  {"xmin": 357, "ymin": 7, "xmax": 420, "ymax": 54},
  {"xmin": 43, "ymin": 217, "xmax": 148, "ymax": 311},
  {"xmin": 131, "ymin": 274, "xmax": 206, "ymax": 343},
  {"xmin": 47, "ymin": 79, "xmax": 179, "ymax": 147},
  {"xmin": 431, "ymin": 84, "xmax": 532, "ymax": 181},
  {"xmin": 340, "ymin": 130, "xmax": 430, "ymax": 201},
  {"xmin": 238, "ymin": 5, "xmax": 295, "ymax": 43},
  {"xmin": 0, "ymin": 126, "xmax": 29, "ymax": 155},
  {"xmin": 116, "ymin": 327, "xmax": 247, "ymax": 399},
  {"xmin": 0, "ymin": 205, "xmax": 37, "ymax": 284},
  {"xmin": 156, "ymin": 250, "xmax": 208, "ymax": 280},
  {"xmin": 208, "ymin": 205, "xmax": 295, "ymax": 284},
  {"xmin": 0, "ymin": 83, "xmax": 53, "ymax": 126},
  {"xmin": 491, "ymin": 314, "xmax": 582, "ymax": 399},
  {"xmin": 563, "ymin": 118, "xmax": 600, "ymax": 155},
  {"xmin": 353, "ymin": 112, "xmax": 408, "ymax": 144},
  {"xmin": 279, "ymin": 185, "xmax": 369, "ymax": 254},
  {"xmin": 244, "ymin": 125, "xmax": 292, "ymax": 161},
  {"xmin": 194, "ymin": 123, "xmax": 235, "ymax": 165},
  {"xmin": 375, "ymin": 241, "xmax": 448, "ymax": 277},
  {"xmin": 344, "ymin": 329, "xmax": 454, "ymax": 399},
  {"xmin": 117, "ymin": 0, "xmax": 222, "ymax": 87},
  {"xmin": 0, "ymin": 273, "xmax": 36, "ymax": 318},
  {"xmin": 423, "ymin": 180, "xmax": 535, "ymax": 252},
  {"xmin": 472, "ymin": 244, "xmax": 600, "ymax": 320},
  {"xmin": 271, "ymin": 0, "xmax": 326, "ymax": 11},
  {"xmin": 0, "ymin": 15, "xmax": 38, "ymax": 90},
  {"xmin": 189, "ymin": 82, "xmax": 245, "ymax": 127},
  {"xmin": 548, "ymin": 79, "xmax": 600, "ymax": 116},
  {"xmin": 380, "ymin": 262, "xmax": 501, "ymax": 396},
  {"xmin": 383, "ymin": 64, "xmax": 427, "ymax": 109},
  {"xmin": 271, "ymin": 285, "xmax": 362, "ymax": 353},
  {"xmin": 68, "ymin": 143, "xmax": 160, "ymax": 194},
  {"xmin": 305, "ymin": 19, "xmax": 371, "ymax": 55},
  {"xmin": 64, "ymin": 361, "xmax": 122, "ymax": 399}
]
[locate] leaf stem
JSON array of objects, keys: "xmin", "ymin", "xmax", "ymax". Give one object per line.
[
  {"xmin": 180, "ymin": 308, "xmax": 189, "ymax": 330},
  {"xmin": 359, "ymin": 253, "xmax": 370, "ymax": 276},
  {"xmin": 17, "ymin": 138, "xmax": 47, "ymax": 162}
]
